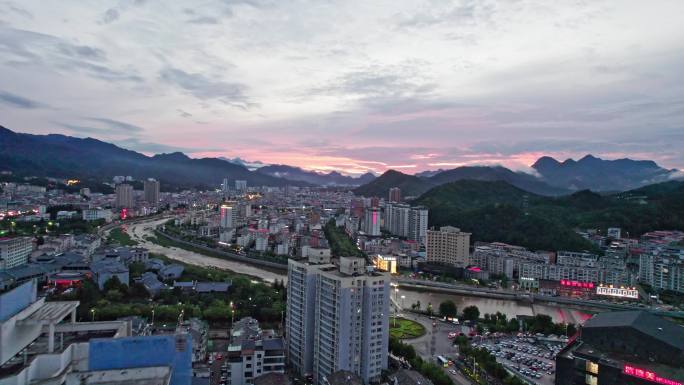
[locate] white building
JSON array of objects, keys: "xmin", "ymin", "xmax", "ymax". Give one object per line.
[
  {"xmin": 223, "ymin": 318, "xmax": 285, "ymax": 385},
  {"xmin": 82, "ymin": 208, "xmax": 113, "ymax": 222},
  {"xmin": 286, "ymin": 257, "xmax": 390, "ymax": 385},
  {"xmin": 0, "ymin": 236, "xmax": 33, "ymax": 270},
  {"xmin": 220, "ymin": 202, "xmax": 237, "ymax": 229},
  {"xmin": 235, "ymin": 180, "xmax": 247, "ymax": 191}
]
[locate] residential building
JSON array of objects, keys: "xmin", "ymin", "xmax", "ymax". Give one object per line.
[
  {"xmin": 286, "ymin": 256, "xmax": 390, "ymax": 385},
  {"xmin": 223, "ymin": 317, "xmax": 285, "ymax": 385},
  {"xmin": 363, "ymin": 207, "xmax": 381, "ymax": 236},
  {"xmin": 144, "ymin": 178, "xmax": 160, "ymax": 205},
  {"xmin": 0, "ymin": 236, "xmax": 32, "ymax": 270},
  {"xmin": 383, "ymin": 204, "xmax": 428, "ymax": 244},
  {"xmin": 220, "ymin": 202, "xmax": 237, "ymax": 229},
  {"xmin": 115, "ymin": 183, "xmax": 134, "ymax": 208},
  {"xmin": 388, "ymin": 187, "xmax": 401, "ymax": 203},
  {"xmin": 426, "ymin": 226, "xmax": 471, "ymax": 267},
  {"xmin": 235, "ymin": 180, "xmax": 248, "ymax": 191},
  {"xmin": 90, "ymin": 259, "xmax": 129, "ymax": 289}
]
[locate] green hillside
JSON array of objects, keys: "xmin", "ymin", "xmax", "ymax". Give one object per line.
[{"xmin": 413, "ymin": 180, "xmax": 684, "ymax": 252}]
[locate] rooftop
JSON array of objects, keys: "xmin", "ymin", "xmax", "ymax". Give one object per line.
[{"xmin": 583, "ymin": 310, "xmax": 684, "ymax": 351}]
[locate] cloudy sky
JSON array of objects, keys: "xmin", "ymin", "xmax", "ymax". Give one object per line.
[{"xmin": 1, "ymin": 0, "xmax": 683, "ymax": 175}]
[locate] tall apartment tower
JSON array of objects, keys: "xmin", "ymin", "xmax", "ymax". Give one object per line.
[
  {"xmin": 363, "ymin": 207, "xmax": 381, "ymax": 236},
  {"xmin": 235, "ymin": 180, "xmax": 247, "ymax": 191},
  {"xmin": 220, "ymin": 202, "xmax": 237, "ymax": 228},
  {"xmin": 426, "ymin": 226, "xmax": 471, "ymax": 267},
  {"xmin": 115, "ymin": 183, "xmax": 134, "ymax": 208},
  {"xmin": 408, "ymin": 205, "xmax": 429, "ymax": 245},
  {"xmin": 286, "ymin": 257, "xmax": 390, "ymax": 385},
  {"xmin": 143, "ymin": 178, "xmax": 160, "ymax": 205},
  {"xmin": 222, "ymin": 178, "xmax": 230, "ymax": 192},
  {"xmin": 388, "ymin": 187, "xmax": 401, "ymax": 203}
]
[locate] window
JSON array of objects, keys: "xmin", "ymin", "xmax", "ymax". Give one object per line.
[{"xmin": 585, "ymin": 361, "xmax": 599, "ymax": 375}]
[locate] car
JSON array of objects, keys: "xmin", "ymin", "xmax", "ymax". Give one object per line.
[{"xmin": 449, "ymin": 369, "xmax": 457, "ymax": 375}]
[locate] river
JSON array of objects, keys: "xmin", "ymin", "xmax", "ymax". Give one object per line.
[
  {"xmin": 395, "ymin": 288, "xmax": 593, "ymax": 324},
  {"xmin": 119, "ymin": 217, "xmax": 595, "ymax": 324}
]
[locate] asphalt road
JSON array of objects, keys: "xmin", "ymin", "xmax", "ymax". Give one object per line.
[{"xmin": 402, "ymin": 313, "xmax": 475, "ymax": 385}]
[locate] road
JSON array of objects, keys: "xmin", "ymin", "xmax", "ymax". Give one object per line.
[
  {"xmin": 402, "ymin": 312, "xmax": 475, "ymax": 385},
  {"xmin": 120, "ymin": 217, "xmax": 287, "ymax": 283}
]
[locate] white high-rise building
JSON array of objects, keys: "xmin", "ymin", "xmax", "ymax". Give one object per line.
[
  {"xmin": 235, "ymin": 180, "xmax": 247, "ymax": 191},
  {"xmin": 408, "ymin": 206, "xmax": 428, "ymax": 245},
  {"xmin": 426, "ymin": 226, "xmax": 471, "ymax": 267},
  {"xmin": 286, "ymin": 257, "xmax": 390, "ymax": 385},
  {"xmin": 114, "ymin": 183, "xmax": 134, "ymax": 208},
  {"xmin": 222, "ymin": 178, "xmax": 230, "ymax": 192},
  {"xmin": 384, "ymin": 204, "xmax": 428, "ymax": 243},
  {"xmin": 220, "ymin": 202, "xmax": 237, "ymax": 228}
]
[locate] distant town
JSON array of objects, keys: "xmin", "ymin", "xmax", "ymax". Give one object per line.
[{"xmin": 0, "ymin": 171, "xmax": 682, "ymax": 385}]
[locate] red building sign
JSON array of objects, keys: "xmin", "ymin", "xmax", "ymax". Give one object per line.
[{"xmin": 623, "ymin": 365, "xmax": 682, "ymax": 385}]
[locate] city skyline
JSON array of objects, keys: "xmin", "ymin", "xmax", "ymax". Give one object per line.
[{"xmin": 1, "ymin": 1, "xmax": 684, "ymax": 174}]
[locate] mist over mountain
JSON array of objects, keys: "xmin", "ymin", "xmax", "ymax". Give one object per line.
[
  {"xmin": 532, "ymin": 154, "xmax": 679, "ymax": 191},
  {"xmin": 256, "ymin": 164, "xmax": 376, "ymax": 186}
]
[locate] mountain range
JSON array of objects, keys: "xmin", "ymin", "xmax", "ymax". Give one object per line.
[
  {"xmin": 354, "ymin": 166, "xmax": 571, "ymax": 198},
  {"xmin": 532, "ymin": 154, "xmax": 679, "ymax": 191},
  {"xmin": 0, "ymin": 126, "xmax": 301, "ymax": 189},
  {"xmin": 1, "ymin": 125, "xmax": 680, "ymax": 193},
  {"xmin": 355, "ymin": 155, "xmax": 681, "ymax": 198}
]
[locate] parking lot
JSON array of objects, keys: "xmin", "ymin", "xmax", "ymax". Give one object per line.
[{"xmin": 472, "ymin": 336, "xmax": 564, "ymax": 385}]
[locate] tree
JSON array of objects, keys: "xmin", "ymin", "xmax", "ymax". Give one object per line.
[
  {"xmin": 439, "ymin": 300, "xmax": 457, "ymax": 318},
  {"xmin": 103, "ymin": 276, "xmax": 125, "ymax": 292},
  {"xmin": 426, "ymin": 302, "xmax": 433, "ymax": 315},
  {"xmin": 462, "ymin": 305, "xmax": 480, "ymax": 321}
]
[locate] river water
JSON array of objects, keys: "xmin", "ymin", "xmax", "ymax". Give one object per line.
[{"xmin": 396, "ymin": 288, "xmax": 593, "ymax": 325}]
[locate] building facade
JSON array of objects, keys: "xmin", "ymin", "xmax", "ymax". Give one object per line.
[
  {"xmin": 426, "ymin": 226, "xmax": 471, "ymax": 267},
  {"xmin": 0, "ymin": 236, "xmax": 32, "ymax": 270},
  {"xmin": 115, "ymin": 183, "xmax": 134, "ymax": 208},
  {"xmin": 144, "ymin": 178, "xmax": 160, "ymax": 205},
  {"xmin": 286, "ymin": 257, "xmax": 390, "ymax": 385}
]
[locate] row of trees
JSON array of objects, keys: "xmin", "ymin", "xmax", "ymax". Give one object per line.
[{"xmin": 389, "ymin": 337, "xmax": 454, "ymax": 385}]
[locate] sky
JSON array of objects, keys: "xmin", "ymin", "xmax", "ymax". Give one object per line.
[{"xmin": 1, "ymin": 0, "xmax": 683, "ymax": 175}]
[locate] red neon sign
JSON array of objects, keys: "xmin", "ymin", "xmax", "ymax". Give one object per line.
[
  {"xmin": 624, "ymin": 365, "xmax": 682, "ymax": 385},
  {"xmin": 560, "ymin": 279, "xmax": 594, "ymax": 289},
  {"xmin": 120, "ymin": 208, "xmax": 128, "ymax": 220}
]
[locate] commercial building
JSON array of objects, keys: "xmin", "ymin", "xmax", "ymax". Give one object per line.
[
  {"xmin": 115, "ymin": 183, "xmax": 134, "ymax": 208},
  {"xmin": 0, "ymin": 237, "xmax": 33, "ymax": 270},
  {"xmin": 388, "ymin": 187, "xmax": 401, "ymax": 203},
  {"xmin": 286, "ymin": 256, "xmax": 390, "ymax": 385},
  {"xmin": 144, "ymin": 178, "xmax": 160, "ymax": 205},
  {"xmin": 555, "ymin": 311, "xmax": 684, "ymax": 385},
  {"xmin": 426, "ymin": 226, "xmax": 471, "ymax": 267}
]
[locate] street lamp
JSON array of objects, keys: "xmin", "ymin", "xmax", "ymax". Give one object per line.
[
  {"xmin": 90, "ymin": 308, "xmax": 95, "ymax": 322},
  {"xmin": 151, "ymin": 309, "xmax": 155, "ymax": 326},
  {"xmin": 401, "ymin": 295, "xmax": 405, "ymax": 310}
]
